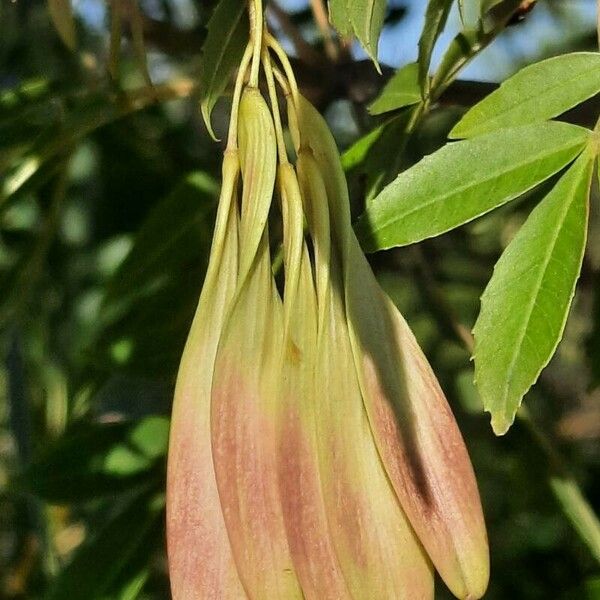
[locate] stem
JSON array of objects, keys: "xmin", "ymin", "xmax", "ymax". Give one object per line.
[
  {"xmin": 129, "ymin": 0, "xmax": 154, "ymax": 89},
  {"xmin": 248, "ymin": 0, "xmax": 263, "ymax": 87},
  {"xmin": 227, "ymin": 42, "xmax": 254, "ymax": 150},
  {"xmin": 262, "ymin": 47, "xmax": 289, "ymax": 164},
  {"xmin": 309, "ymin": 0, "xmax": 338, "ymax": 61},
  {"xmin": 109, "ymin": 0, "xmax": 123, "ymax": 81},
  {"xmin": 266, "ymin": 34, "xmax": 299, "ymax": 107},
  {"xmin": 272, "ymin": 64, "xmax": 291, "ymax": 96}
]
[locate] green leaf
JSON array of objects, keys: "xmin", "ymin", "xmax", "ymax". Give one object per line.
[
  {"xmin": 431, "ymin": 28, "xmax": 483, "ymax": 91},
  {"xmin": 105, "ymin": 172, "xmax": 217, "ymax": 303},
  {"xmin": 330, "ymin": 0, "xmax": 386, "ymax": 68},
  {"xmin": 328, "ymin": 0, "xmax": 353, "ymax": 37},
  {"xmin": 418, "ymin": 0, "xmax": 453, "ymax": 94},
  {"xmin": 129, "ymin": 0, "xmax": 153, "ymax": 88},
  {"xmin": 355, "ymin": 121, "xmax": 590, "ymax": 251},
  {"xmin": 480, "ymin": 0, "xmax": 503, "ymax": 11},
  {"xmin": 1, "ymin": 81, "xmax": 195, "ymax": 212},
  {"xmin": 199, "ymin": 0, "xmax": 249, "ymax": 140},
  {"xmin": 368, "ymin": 62, "xmax": 421, "ymax": 114},
  {"xmin": 550, "ymin": 472, "xmax": 600, "ymax": 565},
  {"xmin": 93, "ymin": 173, "xmax": 217, "ymax": 377},
  {"xmin": 473, "ymin": 152, "xmax": 593, "ymax": 435},
  {"xmin": 458, "ymin": 0, "xmax": 481, "ymax": 26},
  {"xmin": 350, "ymin": 0, "xmax": 386, "ymax": 69},
  {"xmin": 341, "ymin": 122, "xmax": 387, "ymax": 171},
  {"xmin": 46, "ymin": 491, "xmax": 165, "ymax": 600},
  {"xmin": 47, "ymin": 0, "xmax": 76, "ymax": 50},
  {"xmin": 347, "ymin": 109, "xmax": 415, "ymax": 202},
  {"xmin": 451, "ymin": 52, "xmax": 600, "ymax": 138},
  {"xmin": 18, "ymin": 417, "xmax": 168, "ymax": 502},
  {"xmin": 585, "ymin": 576, "xmax": 600, "ymax": 599}
]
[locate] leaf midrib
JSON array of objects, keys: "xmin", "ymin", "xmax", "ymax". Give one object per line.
[
  {"xmin": 499, "ymin": 165, "xmax": 585, "ymax": 414},
  {"xmin": 370, "ymin": 138, "xmax": 585, "ymax": 238},
  {"xmin": 461, "ymin": 61, "xmax": 600, "ymax": 132},
  {"xmin": 203, "ymin": 2, "xmax": 245, "ymax": 97}
]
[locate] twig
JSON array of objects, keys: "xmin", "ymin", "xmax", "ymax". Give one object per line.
[{"xmin": 309, "ymin": 0, "xmax": 338, "ymax": 61}]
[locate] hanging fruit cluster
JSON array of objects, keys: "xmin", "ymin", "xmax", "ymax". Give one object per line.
[{"xmin": 167, "ymin": 3, "xmax": 489, "ymax": 598}]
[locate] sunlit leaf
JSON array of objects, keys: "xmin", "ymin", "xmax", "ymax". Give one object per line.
[
  {"xmin": 355, "ymin": 122, "xmax": 590, "ymax": 251},
  {"xmin": 418, "ymin": 0, "xmax": 453, "ymax": 94},
  {"xmin": 329, "ymin": 0, "xmax": 385, "ymax": 69},
  {"xmin": 473, "ymin": 152, "xmax": 593, "ymax": 434},
  {"xmin": 350, "ymin": 0, "xmax": 386, "ymax": 68},
  {"xmin": 199, "ymin": 0, "xmax": 249, "ymax": 140},
  {"xmin": 328, "ymin": 0, "xmax": 353, "ymax": 37},
  {"xmin": 452, "ymin": 53, "xmax": 600, "ymax": 138},
  {"xmin": 368, "ymin": 62, "xmax": 421, "ymax": 114}
]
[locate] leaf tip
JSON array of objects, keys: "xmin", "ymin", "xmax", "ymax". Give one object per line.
[
  {"xmin": 489, "ymin": 410, "xmax": 513, "ymax": 436},
  {"xmin": 200, "ymin": 101, "xmax": 220, "ymax": 142},
  {"xmin": 448, "ymin": 122, "xmax": 467, "ymax": 139}
]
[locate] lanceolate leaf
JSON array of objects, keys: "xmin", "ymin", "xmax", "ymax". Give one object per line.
[
  {"xmin": 350, "ymin": 0, "xmax": 386, "ymax": 68},
  {"xmin": 343, "ymin": 110, "xmax": 415, "ymax": 202},
  {"xmin": 329, "ymin": 0, "xmax": 386, "ymax": 68},
  {"xmin": 328, "ymin": 0, "xmax": 353, "ymax": 38},
  {"xmin": 48, "ymin": 0, "xmax": 76, "ymax": 50},
  {"xmin": 452, "ymin": 52, "xmax": 600, "ymax": 138},
  {"xmin": 355, "ymin": 121, "xmax": 590, "ymax": 251},
  {"xmin": 368, "ymin": 62, "xmax": 421, "ymax": 114},
  {"xmin": 473, "ymin": 151, "xmax": 593, "ymax": 435},
  {"xmin": 199, "ymin": 0, "xmax": 249, "ymax": 140},
  {"xmin": 432, "ymin": 28, "xmax": 482, "ymax": 91},
  {"xmin": 418, "ymin": 0, "xmax": 453, "ymax": 94},
  {"xmin": 550, "ymin": 472, "xmax": 600, "ymax": 565},
  {"xmin": 129, "ymin": 0, "xmax": 153, "ymax": 87}
]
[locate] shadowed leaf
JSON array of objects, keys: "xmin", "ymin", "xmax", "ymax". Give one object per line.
[{"xmin": 199, "ymin": 0, "xmax": 249, "ymax": 140}]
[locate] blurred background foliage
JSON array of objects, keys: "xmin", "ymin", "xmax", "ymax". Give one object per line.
[{"xmin": 1, "ymin": 0, "xmax": 600, "ymax": 598}]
